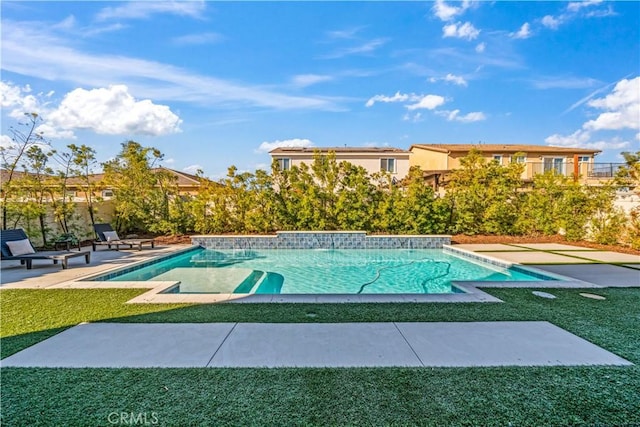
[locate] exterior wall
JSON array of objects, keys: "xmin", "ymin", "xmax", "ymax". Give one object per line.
[
  {"xmin": 272, "ymin": 153, "xmax": 411, "ymax": 179},
  {"xmin": 409, "ymin": 149, "xmax": 448, "ymax": 171},
  {"xmin": 192, "ymin": 231, "xmax": 451, "ymax": 250},
  {"xmin": 410, "ymin": 147, "xmax": 603, "ymax": 184}
]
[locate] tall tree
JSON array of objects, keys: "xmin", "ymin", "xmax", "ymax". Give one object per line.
[
  {"xmin": 0, "ymin": 113, "xmax": 50, "ymax": 229},
  {"xmin": 102, "ymin": 141, "xmax": 166, "ymax": 233},
  {"xmin": 68, "ymin": 144, "xmax": 101, "ymax": 227}
]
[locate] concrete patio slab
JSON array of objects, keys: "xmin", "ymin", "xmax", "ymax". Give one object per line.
[
  {"xmin": 209, "ymin": 323, "xmax": 422, "ymax": 367},
  {"xmin": 0, "ymin": 245, "xmax": 190, "ymax": 289},
  {"xmin": 510, "ymin": 243, "xmax": 596, "ymax": 251},
  {"xmin": 2, "ymin": 322, "xmax": 631, "ymax": 368},
  {"xmin": 552, "ymin": 251, "xmax": 640, "ymax": 264},
  {"xmin": 396, "ymin": 321, "xmax": 631, "ymax": 367},
  {"xmin": 451, "ymin": 244, "xmax": 530, "ymax": 252},
  {"xmin": 529, "ymin": 264, "xmax": 640, "ymax": 287},
  {"xmin": 480, "ymin": 251, "xmax": 594, "ymax": 264},
  {"xmin": 1, "ymin": 323, "xmax": 235, "ymax": 368}
]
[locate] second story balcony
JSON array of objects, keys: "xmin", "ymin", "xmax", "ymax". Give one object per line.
[{"xmin": 525, "ymin": 162, "xmax": 627, "ymax": 181}]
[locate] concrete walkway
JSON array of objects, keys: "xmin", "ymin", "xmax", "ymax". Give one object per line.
[{"xmin": 1, "ymin": 321, "xmax": 632, "ymax": 368}]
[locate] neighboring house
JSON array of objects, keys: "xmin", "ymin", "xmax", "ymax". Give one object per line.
[
  {"xmin": 67, "ymin": 167, "xmax": 203, "ymax": 201},
  {"xmin": 409, "ymin": 144, "xmax": 623, "ymax": 189},
  {"xmin": 269, "ymin": 147, "xmax": 412, "ymax": 181}
]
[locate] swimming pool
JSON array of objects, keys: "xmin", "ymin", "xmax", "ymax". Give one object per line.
[{"xmin": 98, "ymin": 247, "xmax": 556, "ymax": 294}]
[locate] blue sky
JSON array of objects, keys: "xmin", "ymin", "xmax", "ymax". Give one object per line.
[{"xmin": 1, "ymin": 1, "xmax": 639, "ymax": 178}]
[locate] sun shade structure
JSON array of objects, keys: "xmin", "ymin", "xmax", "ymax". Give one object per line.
[
  {"xmin": 0, "ymin": 229, "xmax": 90, "ymax": 269},
  {"xmin": 92, "ymin": 223, "xmax": 155, "ymax": 251}
]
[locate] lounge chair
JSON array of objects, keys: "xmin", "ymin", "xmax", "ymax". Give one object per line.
[
  {"xmin": 92, "ymin": 223, "xmax": 155, "ymax": 251},
  {"xmin": 0, "ymin": 229, "xmax": 91, "ymax": 269}
]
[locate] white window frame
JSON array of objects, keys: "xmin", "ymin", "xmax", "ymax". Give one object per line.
[
  {"xmin": 511, "ymin": 155, "xmax": 526, "ymax": 164},
  {"xmin": 102, "ymin": 189, "xmax": 114, "ymax": 198},
  {"xmin": 277, "ymin": 158, "xmax": 291, "ymax": 171},
  {"xmin": 577, "ymin": 156, "xmax": 591, "ymax": 163},
  {"xmin": 380, "ymin": 158, "xmax": 397, "ymax": 174},
  {"xmin": 492, "ymin": 154, "xmax": 503, "ymax": 164}
]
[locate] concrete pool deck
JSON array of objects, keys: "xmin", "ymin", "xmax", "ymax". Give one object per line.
[{"xmin": 1, "ymin": 321, "xmax": 632, "ymax": 368}]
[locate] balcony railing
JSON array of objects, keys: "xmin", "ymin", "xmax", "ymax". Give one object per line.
[{"xmin": 525, "ymin": 162, "xmax": 626, "ymax": 179}]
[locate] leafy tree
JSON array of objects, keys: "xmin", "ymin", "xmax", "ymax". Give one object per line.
[
  {"xmin": 335, "ymin": 162, "xmax": 377, "ymax": 231},
  {"xmin": 102, "ymin": 141, "xmax": 170, "ymax": 234},
  {"xmin": 446, "ymin": 149, "xmax": 524, "ymax": 235}
]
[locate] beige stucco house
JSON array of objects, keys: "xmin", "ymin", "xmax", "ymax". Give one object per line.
[
  {"xmin": 269, "ymin": 147, "xmax": 412, "ymax": 180},
  {"xmin": 409, "ymin": 144, "xmax": 620, "ymax": 188}
]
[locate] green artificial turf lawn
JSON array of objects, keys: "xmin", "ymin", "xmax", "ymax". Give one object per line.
[{"xmin": 2, "ymin": 287, "xmax": 639, "ymax": 426}]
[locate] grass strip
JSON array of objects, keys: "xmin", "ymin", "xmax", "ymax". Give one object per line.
[{"xmin": 1, "ymin": 287, "xmax": 639, "ymax": 426}]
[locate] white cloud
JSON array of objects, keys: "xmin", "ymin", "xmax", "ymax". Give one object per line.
[
  {"xmin": 0, "ymin": 134, "xmax": 17, "ymax": 150},
  {"xmin": 541, "ymin": 15, "xmax": 562, "ymax": 30},
  {"xmin": 406, "ymin": 95, "xmax": 446, "ymax": 111},
  {"xmin": 326, "ymin": 27, "xmax": 363, "ymax": 40},
  {"xmin": 432, "ymin": 0, "xmax": 473, "ymax": 21},
  {"xmin": 96, "ymin": 1, "xmax": 206, "ymax": 21},
  {"xmin": 172, "ymin": 32, "xmax": 223, "ymax": 46},
  {"xmin": 291, "ymin": 74, "xmax": 333, "ymax": 88},
  {"xmin": 475, "ymin": 42, "xmax": 486, "ymax": 53},
  {"xmin": 365, "ymin": 92, "xmax": 414, "ymax": 107},
  {"xmin": 442, "ymin": 22, "xmax": 480, "ymax": 41},
  {"xmin": 437, "ymin": 109, "xmax": 486, "ymax": 122},
  {"xmin": 546, "ymin": 130, "xmax": 629, "ymax": 150},
  {"xmin": 164, "ymin": 158, "xmax": 176, "ymax": 164},
  {"xmin": 584, "ymin": 77, "xmax": 640, "ymax": 131},
  {"xmin": 512, "ymin": 23, "xmax": 532, "ymax": 39},
  {"xmin": 45, "ymin": 85, "xmax": 182, "ymax": 137},
  {"xmin": 0, "ymin": 82, "xmax": 44, "ymax": 118},
  {"xmin": 256, "ymin": 138, "xmax": 314, "ymax": 153},
  {"xmin": 444, "ymin": 73, "xmax": 468, "ymax": 86},
  {"xmin": 545, "ymin": 129, "xmax": 592, "ymax": 147},
  {"xmin": 567, "ymin": 0, "xmax": 603, "ymax": 12},
  {"xmin": 546, "ymin": 77, "xmax": 639, "ymax": 151},
  {"xmin": 183, "ymin": 164, "xmax": 203, "ymax": 175}
]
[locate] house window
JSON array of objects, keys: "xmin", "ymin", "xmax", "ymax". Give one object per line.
[
  {"xmin": 492, "ymin": 154, "xmax": 503, "ymax": 164},
  {"xmin": 543, "ymin": 158, "xmax": 565, "ymax": 175},
  {"xmin": 511, "ymin": 155, "xmax": 526, "ymax": 164},
  {"xmin": 102, "ymin": 189, "xmax": 114, "ymax": 198},
  {"xmin": 380, "ymin": 158, "xmax": 397, "ymax": 173},
  {"xmin": 578, "ymin": 156, "xmax": 590, "ymax": 163},
  {"xmin": 277, "ymin": 158, "xmax": 291, "ymax": 171}
]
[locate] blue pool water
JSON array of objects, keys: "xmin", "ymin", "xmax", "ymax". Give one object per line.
[{"xmin": 99, "ymin": 248, "xmax": 555, "ymax": 294}]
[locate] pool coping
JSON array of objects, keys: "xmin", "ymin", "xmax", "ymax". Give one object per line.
[{"xmin": 56, "ymin": 244, "xmax": 602, "ymax": 304}]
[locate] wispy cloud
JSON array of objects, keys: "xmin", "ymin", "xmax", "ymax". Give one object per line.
[
  {"xmin": 1, "ymin": 20, "xmax": 341, "ymax": 112},
  {"xmin": 172, "ymin": 32, "xmax": 224, "ymax": 46},
  {"xmin": 326, "ymin": 27, "xmax": 364, "ymax": 40},
  {"xmin": 96, "ymin": 1, "xmax": 206, "ymax": 21},
  {"xmin": 530, "ymin": 76, "xmax": 599, "ymax": 90},
  {"xmin": 291, "ymin": 74, "xmax": 333, "ymax": 88},
  {"xmin": 440, "ymin": 109, "xmax": 486, "ymax": 123},
  {"xmin": 320, "ymin": 38, "xmax": 389, "ymax": 59}
]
